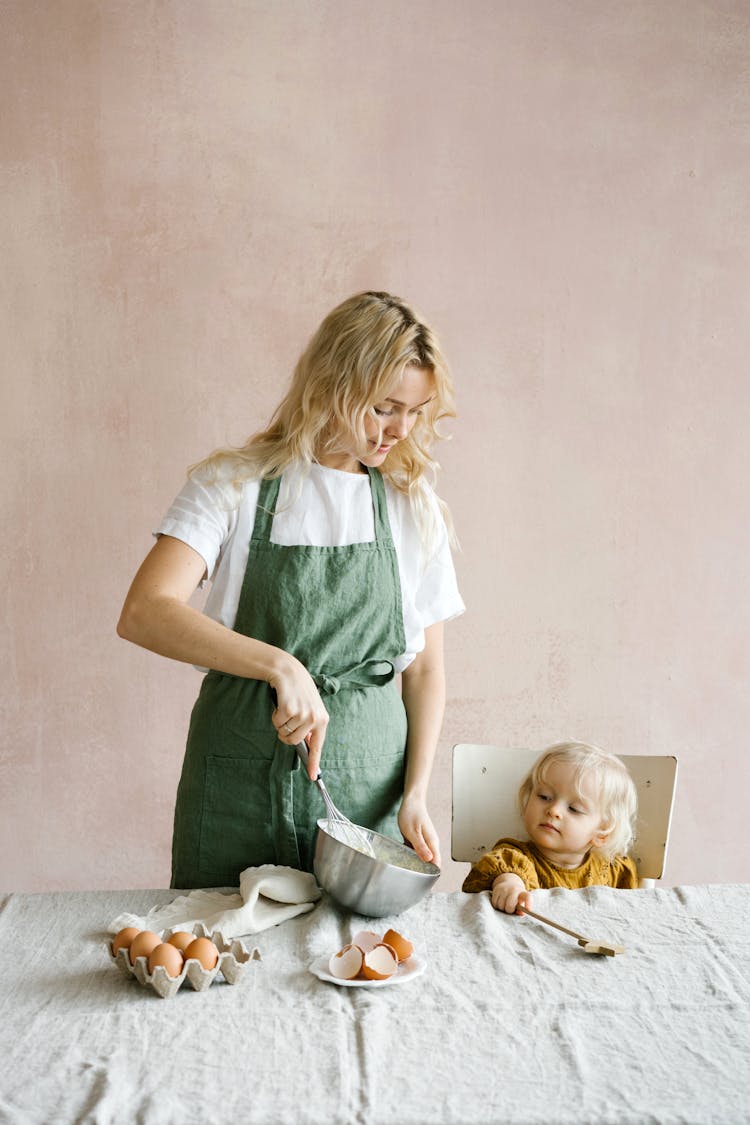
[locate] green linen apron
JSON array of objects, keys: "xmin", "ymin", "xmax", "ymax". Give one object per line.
[{"xmin": 171, "ymin": 466, "xmax": 408, "ymax": 888}]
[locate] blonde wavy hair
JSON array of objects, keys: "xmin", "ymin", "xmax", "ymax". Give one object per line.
[
  {"xmin": 190, "ymin": 291, "xmax": 456, "ymax": 552},
  {"xmin": 518, "ymin": 741, "xmax": 638, "ymax": 861}
]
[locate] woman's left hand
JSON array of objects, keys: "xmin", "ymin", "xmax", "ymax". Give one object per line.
[{"xmin": 398, "ymin": 797, "xmax": 442, "ymax": 868}]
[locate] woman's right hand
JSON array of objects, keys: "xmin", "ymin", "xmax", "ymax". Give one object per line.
[
  {"xmin": 491, "ymin": 873, "xmax": 531, "ymax": 915},
  {"xmin": 269, "ymin": 655, "xmax": 329, "ymax": 779}
]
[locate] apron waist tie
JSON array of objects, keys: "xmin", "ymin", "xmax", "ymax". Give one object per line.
[{"xmin": 311, "ymin": 659, "xmax": 395, "ymax": 696}]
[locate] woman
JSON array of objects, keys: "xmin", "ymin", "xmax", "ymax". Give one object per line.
[{"xmin": 118, "ymin": 291, "xmax": 464, "ymax": 888}]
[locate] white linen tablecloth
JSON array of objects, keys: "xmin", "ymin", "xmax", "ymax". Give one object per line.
[{"xmin": 1, "ymin": 884, "xmax": 749, "ymax": 1124}]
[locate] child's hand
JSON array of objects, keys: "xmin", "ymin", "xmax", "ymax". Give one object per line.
[{"xmin": 491, "ymin": 873, "xmax": 531, "ymax": 914}]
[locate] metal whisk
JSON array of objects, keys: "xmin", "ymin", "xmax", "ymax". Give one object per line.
[{"xmin": 295, "ymin": 743, "xmax": 375, "ymax": 857}]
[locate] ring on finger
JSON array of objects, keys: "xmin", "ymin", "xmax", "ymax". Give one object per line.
[{"xmin": 283, "ymin": 720, "xmax": 293, "ymax": 734}]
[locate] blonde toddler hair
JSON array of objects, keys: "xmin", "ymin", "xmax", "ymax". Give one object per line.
[{"xmin": 518, "ymin": 741, "xmax": 638, "ymax": 861}]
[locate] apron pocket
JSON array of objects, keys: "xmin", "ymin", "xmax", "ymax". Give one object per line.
[{"xmin": 199, "ymin": 755, "xmax": 275, "ymax": 884}]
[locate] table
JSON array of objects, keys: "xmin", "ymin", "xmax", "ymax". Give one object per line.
[{"xmin": 1, "ymin": 884, "xmax": 749, "ymax": 1124}]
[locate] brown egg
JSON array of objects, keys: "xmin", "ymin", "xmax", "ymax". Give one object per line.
[
  {"xmin": 167, "ymin": 931, "xmax": 195, "ymax": 954},
  {"xmin": 184, "ymin": 937, "xmax": 219, "ymax": 970},
  {"xmin": 128, "ymin": 930, "xmax": 162, "ymax": 965},
  {"xmin": 148, "ymin": 942, "xmax": 185, "ymax": 978},
  {"xmin": 361, "ymin": 943, "xmax": 399, "ymax": 981},
  {"xmin": 382, "ymin": 928, "xmax": 413, "ymax": 962},
  {"xmin": 328, "ymin": 943, "xmax": 364, "ymax": 980},
  {"xmin": 112, "ymin": 927, "xmax": 141, "ymax": 956}
]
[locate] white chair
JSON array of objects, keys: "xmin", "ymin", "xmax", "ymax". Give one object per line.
[{"xmin": 451, "ymin": 744, "xmax": 678, "ymax": 887}]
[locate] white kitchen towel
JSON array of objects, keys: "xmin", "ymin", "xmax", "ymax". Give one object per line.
[{"xmin": 108, "ymin": 865, "xmax": 322, "ymax": 938}]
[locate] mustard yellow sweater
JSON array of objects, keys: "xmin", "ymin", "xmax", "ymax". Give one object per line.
[{"xmin": 462, "ymin": 837, "xmax": 639, "ymax": 893}]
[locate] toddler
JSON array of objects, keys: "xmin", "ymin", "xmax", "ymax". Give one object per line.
[{"xmin": 462, "ymin": 741, "xmax": 639, "ymax": 913}]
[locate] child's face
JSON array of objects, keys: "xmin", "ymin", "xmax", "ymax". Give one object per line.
[{"xmin": 523, "ymin": 759, "xmax": 608, "ymax": 867}]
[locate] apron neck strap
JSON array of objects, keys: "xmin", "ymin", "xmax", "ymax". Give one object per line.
[
  {"xmin": 252, "ymin": 475, "xmax": 282, "ymax": 542},
  {"xmin": 366, "ymin": 466, "xmax": 395, "ymax": 547}
]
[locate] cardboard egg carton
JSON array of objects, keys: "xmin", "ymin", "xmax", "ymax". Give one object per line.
[{"xmin": 108, "ymin": 921, "xmax": 261, "ymax": 999}]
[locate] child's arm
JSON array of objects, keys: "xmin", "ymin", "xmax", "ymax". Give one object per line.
[
  {"xmin": 462, "ymin": 839, "xmax": 539, "ymax": 906},
  {"xmin": 491, "ymin": 873, "xmax": 532, "ymax": 914}
]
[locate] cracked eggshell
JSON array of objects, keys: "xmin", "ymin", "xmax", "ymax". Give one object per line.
[
  {"xmin": 351, "ymin": 929, "xmax": 382, "ymax": 953},
  {"xmin": 382, "ymin": 929, "xmax": 414, "ymax": 962},
  {"xmin": 328, "ymin": 944, "xmax": 364, "ymax": 980},
  {"xmin": 361, "ymin": 943, "xmax": 399, "ymax": 981}
]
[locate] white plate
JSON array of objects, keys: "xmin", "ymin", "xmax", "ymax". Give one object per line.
[{"xmin": 309, "ymin": 953, "xmax": 426, "ymax": 988}]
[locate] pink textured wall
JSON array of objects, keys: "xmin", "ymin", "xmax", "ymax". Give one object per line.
[{"xmin": 2, "ymin": 1, "xmax": 749, "ymax": 891}]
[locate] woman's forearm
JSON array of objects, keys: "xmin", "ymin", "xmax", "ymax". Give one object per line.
[
  {"xmin": 117, "ymin": 592, "xmax": 289, "ymax": 682},
  {"xmin": 400, "ymin": 622, "xmax": 446, "ymax": 801},
  {"xmin": 116, "ymin": 535, "xmax": 290, "ymax": 683}
]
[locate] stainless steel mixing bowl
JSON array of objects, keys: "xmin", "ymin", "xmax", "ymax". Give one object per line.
[{"xmin": 313, "ymin": 818, "xmax": 441, "ymax": 918}]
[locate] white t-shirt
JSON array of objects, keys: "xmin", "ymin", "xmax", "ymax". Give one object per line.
[{"xmin": 156, "ymin": 462, "xmax": 465, "ymax": 673}]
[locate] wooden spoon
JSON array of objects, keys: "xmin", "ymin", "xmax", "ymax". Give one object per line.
[{"xmin": 517, "ymin": 906, "xmax": 624, "ymax": 956}]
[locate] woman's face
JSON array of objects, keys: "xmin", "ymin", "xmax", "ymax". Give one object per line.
[{"xmin": 320, "ymin": 364, "xmax": 435, "ymax": 473}]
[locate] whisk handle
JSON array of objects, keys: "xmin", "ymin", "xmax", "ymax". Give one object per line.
[{"xmin": 294, "ymin": 741, "xmax": 320, "ymax": 780}]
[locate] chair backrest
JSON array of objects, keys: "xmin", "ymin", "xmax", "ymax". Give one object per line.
[{"xmin": 451, "ymin": 744, "xmax": 678, "ymax": 882}]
